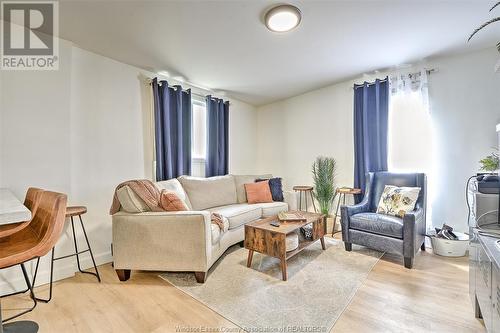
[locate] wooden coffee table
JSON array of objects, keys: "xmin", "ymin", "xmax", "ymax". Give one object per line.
[{"xmin": 244, "ymin": 211, "xmax": 326, "ymax": 281}]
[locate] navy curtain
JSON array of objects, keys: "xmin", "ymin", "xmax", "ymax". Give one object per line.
[
  {"xmin": 353, "ymin": 78, "xmax": 389, "ymax": 202},
  {"xmin": 205, "ymin": 96, "xmax": 229, "ymax": 177},
  {"xmin": 152, "ymin": 78, "xmax": 192, "ymax": 180}
]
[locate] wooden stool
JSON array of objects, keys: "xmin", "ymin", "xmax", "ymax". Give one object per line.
[
  {"xmin": 293, "ymin": 186, "xmax": 317, "ymax": 212},
  {"xmin": 331, "ymin": 187, "xmax": 361, "ymax": 236},
  {"xmin": 34, "ymin": 206, "xmax": 101, "ymax": 303}
]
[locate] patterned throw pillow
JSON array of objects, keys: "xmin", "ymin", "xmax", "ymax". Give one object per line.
[
  {"xmin": 159, "ymin": 190, "xmax": 189, "ymax": 211},
  {"xmin": 376, "ymin": 185, "xmax": 421, "ymax": 218},
  {"xmin": 256, "ymin": 177, "xmax": 284, "ymax": 202}
]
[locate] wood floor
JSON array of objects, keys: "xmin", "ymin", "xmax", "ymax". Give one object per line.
[{"xmin": 1, "ymin": 236, "xmax": 485, "ymax": 333}]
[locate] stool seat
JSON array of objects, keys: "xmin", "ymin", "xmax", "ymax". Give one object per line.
[
  {"xmin": 293, "ymin": 186, "xmax": 313, "ymax": 191},
  {"xmin": 337, "ymin": 187, "xmax": 361, "ymax": 195},
  {"xmin": 65, "ymin": 206, "xmax": 87, "ymax": 217}
]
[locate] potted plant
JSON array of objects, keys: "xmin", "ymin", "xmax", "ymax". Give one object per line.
[
  {"xmin": 312, "ymin": 157, "xmax": 337, "ymax": 230},
  {"xmin": 468, "ymin": 2, "xmax": 500, "ymax": 72},
  {"xmin": 479, "ymin": 148, "xmax": 500, "ymax": 174}
]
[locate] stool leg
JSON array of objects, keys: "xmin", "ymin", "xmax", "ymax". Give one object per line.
[
  {"xmin": 77, "ymin": 215, "xmax": 101, "ymax": 282},
  {"xmin": 305, "ymin": 191, "xmax": 308, "ymax": 212},
  {"xmin": 298, "ymin": 191, "xmax": 302, "ymax": 211},
  {"xmin": 32, "ymin": 249, "xmax": 54, "ymax": 303},
  {"xmin": 332, "ymin": 194, "xmax": 343, "ymax": 237},
  {"xmin": 310, "ymin": 191, "xmax": 317, "ymax": 213}
]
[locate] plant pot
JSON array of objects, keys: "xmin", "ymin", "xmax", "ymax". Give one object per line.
[{"xmin": 326, "ymin": 215, "xmax": 339, "ymax": 234}]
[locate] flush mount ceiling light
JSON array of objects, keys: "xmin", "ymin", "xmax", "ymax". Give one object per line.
[{"xmin": 264, "ymin": 4, "xmax": 301, "ymax": 33}]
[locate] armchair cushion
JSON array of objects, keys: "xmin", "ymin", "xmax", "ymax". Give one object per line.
[
  {"xmin": 350, "ymin": 212, "xmax": 403, "ymax": 239},
  {"xmin": 376, "ymin": 185, "xmax": 420, "ymax": 218}
]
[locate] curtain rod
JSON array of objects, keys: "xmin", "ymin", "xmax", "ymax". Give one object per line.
[
  {"xmin": 146, "ymin": 78, "xmax": 229, "ymax": 103},
  {"xmin": 354, "ymin": 68, "xmax": 437, "ymax": 89}
]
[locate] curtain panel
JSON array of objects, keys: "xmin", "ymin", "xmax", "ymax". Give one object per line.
[
  {"xmin": 152, "ymin": 78, "xmax": 192, "ymax": 181},
  {"xmin": 205, "ymin": 96, "xmax": 229, "ymax": 177},
  {"xmin": 353, "ymin": 78, "xmax": 389, "ymax": 201}
]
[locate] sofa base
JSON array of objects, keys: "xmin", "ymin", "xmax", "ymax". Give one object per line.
[
  {"xmin": 116, "ymin": 269, "xmax": 131, "ymax": 281},
  {"xmin": 194, "ymin": 272, "xmax": 206, "ymax": 283}
]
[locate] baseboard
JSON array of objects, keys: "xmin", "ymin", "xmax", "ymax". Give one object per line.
[{"xmin": 0, "ymin": 251, "xmax": 112, "ymax": 295}]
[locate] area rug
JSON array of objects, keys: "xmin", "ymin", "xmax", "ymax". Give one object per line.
[{"xmin": 160, "ymin": 238, "xmax": 382, "ymax": 332}]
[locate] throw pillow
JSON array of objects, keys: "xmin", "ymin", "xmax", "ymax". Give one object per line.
[
  {"xmin": 245, "ymin": 181, "xmax": 274, "ymax": 204},
  {"xmin": 256, "ymin": 177, "xmax": 284, "ymax": 202},
  {"xmin": 116, "ymin": 186, "xmax": 150, "ymax": 213},
  {"xmin": 160, "ymin": 190, "xmax": 189, "ymax": 211},
  {"xmin": 376, "ymin": 185, "xmax": 421, "ymax": 218}
]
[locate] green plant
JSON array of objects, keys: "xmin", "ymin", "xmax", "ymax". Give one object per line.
[
  {"xmin": 479, "ymin": 149, "xmax": 500, "ymax": 172},
  {"xmin": 468, "ymin": 2, "xmax": 500, "ymax": 54},
  {"xmin": 312, "ymin": 156, "xmax": 337, "ymax": 215}
]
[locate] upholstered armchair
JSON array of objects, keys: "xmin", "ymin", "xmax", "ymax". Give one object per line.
[{"xmin": 341, "ymin": 172, "xmax": 427, "ymax": 269}]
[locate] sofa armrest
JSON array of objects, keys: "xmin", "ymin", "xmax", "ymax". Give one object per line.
[
  {"xmin": 112, "ymin": 211, "xmax": 212, "ymax": 272},
  {"xmin": 403, "ymin": 207, "xmax": 425, "ymax": 257},
  {"xmin": 283, "ymin": 190, "xmax": 297, "ymax": 211}
]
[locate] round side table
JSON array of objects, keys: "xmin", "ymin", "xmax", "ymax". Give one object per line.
[
  {"xmin": 331, "ymin": 187, "xmax": 361, "ymax": 237},
  {"xmin": 292, "ymin": 186, "xmax": 317, "ymax": 212}
]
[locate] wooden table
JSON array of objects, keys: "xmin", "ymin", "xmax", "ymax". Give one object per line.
[
  {"xmin": 244, "ymin": 211, "xmax": 326, "ymax": 281},
  {"xmin": 0, "ymin": 188, "xmax": 32, "ymax": 333}
]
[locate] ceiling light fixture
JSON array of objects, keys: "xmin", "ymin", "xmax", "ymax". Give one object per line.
[{"xmin": 264, "ymin": 4, "xmax": 301, "ymax": 33}]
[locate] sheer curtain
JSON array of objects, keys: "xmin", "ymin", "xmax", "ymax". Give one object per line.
[{"xmin": 388, "ymin": 70, "xmax": 434, "ymax": 226}]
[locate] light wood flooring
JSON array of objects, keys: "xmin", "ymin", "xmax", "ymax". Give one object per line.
[{"xmin": 1, "ymin": 236, "xmax": 485, "ymax": 333}]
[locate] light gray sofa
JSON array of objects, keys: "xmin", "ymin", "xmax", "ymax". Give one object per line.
[{"xmin": 111, "ymin": 174, "xmax": 296, "ymax": 283}]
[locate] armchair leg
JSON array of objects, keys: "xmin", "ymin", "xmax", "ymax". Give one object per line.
[
  {"xmin": 404, "ymin": 257, "xmax": 414, "ymax": 269},
  {"xmin": 115, "ymin": 269, "xmax": 131, "ymax": 281},
  {"xmin": 194, "ymin": 272, "xmax": 206, "ymax": 283},
  {"xmin": 421, "ymin": 242, "xmax": 426, "ymax": 251},
  {"xmin": 344, "ymin": 242, "xmax": 352, "ymax": 251}
]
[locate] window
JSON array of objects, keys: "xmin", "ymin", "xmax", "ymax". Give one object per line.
[
  {"xmin": 388, "ymin": 91, "xmax": 434, "ymax": 223},
  {"xmin": 191, "ymin": 100, "xmax": 206, "ymax": 177}
]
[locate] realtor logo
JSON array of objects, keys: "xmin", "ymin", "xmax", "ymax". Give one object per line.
[{"xmin": 1, "ymin": 1, "xmax": 59, "ymax": 70}]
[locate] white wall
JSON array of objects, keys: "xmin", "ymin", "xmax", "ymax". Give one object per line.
[
  {"xmin": 0, "ymin": 40, "xmax": 258, "ymax": 293},
  {"xmin": 257, "ymin": 47, "xmax": 500, "ymax": 232}
]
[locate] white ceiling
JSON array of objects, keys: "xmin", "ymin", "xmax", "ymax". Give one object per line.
[{"xmin": 59, "ymin": 0, "xmax": 500, "ymax": 106}]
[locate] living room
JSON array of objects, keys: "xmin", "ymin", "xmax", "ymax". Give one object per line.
[{"xmin": 0, "ymin": 1, "xmax": 499, "ymax": 332}]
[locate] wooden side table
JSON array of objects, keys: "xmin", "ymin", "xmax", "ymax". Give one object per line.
[
  {"xmin": 331, "ymin": 187, "xmax": 362, "ymax": 236},
  {"xmin": 292, "ymin": 186, "xmax": 317, "ymax": 212}
]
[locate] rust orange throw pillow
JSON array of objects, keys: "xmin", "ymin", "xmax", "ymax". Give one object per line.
[
  {"xmin": 160, "ymin": 190, "xmax": 188, "ymax": 211},
  {"xmin": 245, "ymin": 181, "xmax": 273, "ymax": 204}
]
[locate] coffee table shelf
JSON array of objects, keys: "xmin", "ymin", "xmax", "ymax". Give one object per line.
[{"xmin": 244, "ymin": 211, "xmax": 326, "ymax": 281}]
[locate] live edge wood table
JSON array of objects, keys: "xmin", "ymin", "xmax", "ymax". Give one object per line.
[{"xmin": 244, "ymin": 211, "xmax": 326, "ymax": 281}]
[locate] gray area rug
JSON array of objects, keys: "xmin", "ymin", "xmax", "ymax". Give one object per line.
[{"xmin": 160, "ymin": 238, "xmax": 382, "ymax": 332}]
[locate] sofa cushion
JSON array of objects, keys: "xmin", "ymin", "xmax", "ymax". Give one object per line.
[
  {"xmin": 116, "ymin": 185, "xmax": 150, "ymax": 213},
  {"xmin": 210, "ymin": 216, "xmax": 229, "ymax": 245},
  {"xmin": 159, "ymin": 190, "xmax": 188, "ymax": 211},
  {"xmin": 178, "ymin": 175, "xmax": 237, "ymax": 210},
  {"xmin": 233, "ymin": 174, "xmax": 272, "ymax": 203},
  {"xmin": 208, "ymin": 204, "xmax": 262, "ymax": 230},
  {"xmin": 254, "ymin": 202, "xmax": 288, "ymax": 217},
  {"xmin": 256, "ymin": 177, "xmax": 284, "ymax": 202},
  {"xmin": 245, "ymin": 181, "xmax": 274, "ymax": 204},
  {"xmin": 155, "ymin": 178, "xmax": 192, "ymax": 209},
  {"xmin": 350, "ymin": 212, "xmax": 403, "ymax": 239}
]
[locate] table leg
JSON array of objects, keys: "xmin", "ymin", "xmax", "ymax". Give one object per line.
[
  {"xmin": 320, "ymin": 237, "xmax": 326, "ymax": 250},
  {"xmin": 280, "ymin": 258, "xmax": 287, "ymax": 281},
  {"xmin": 310, "ymin": 191, "xmax": 317, "ymax": 213},
  {"xmin": 246, "ymin": 250, "xmax": 254, "ymax": 267},
  {"xmin": 332, "ymin": 194, "xmax": 343, "ymax": 237}
]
